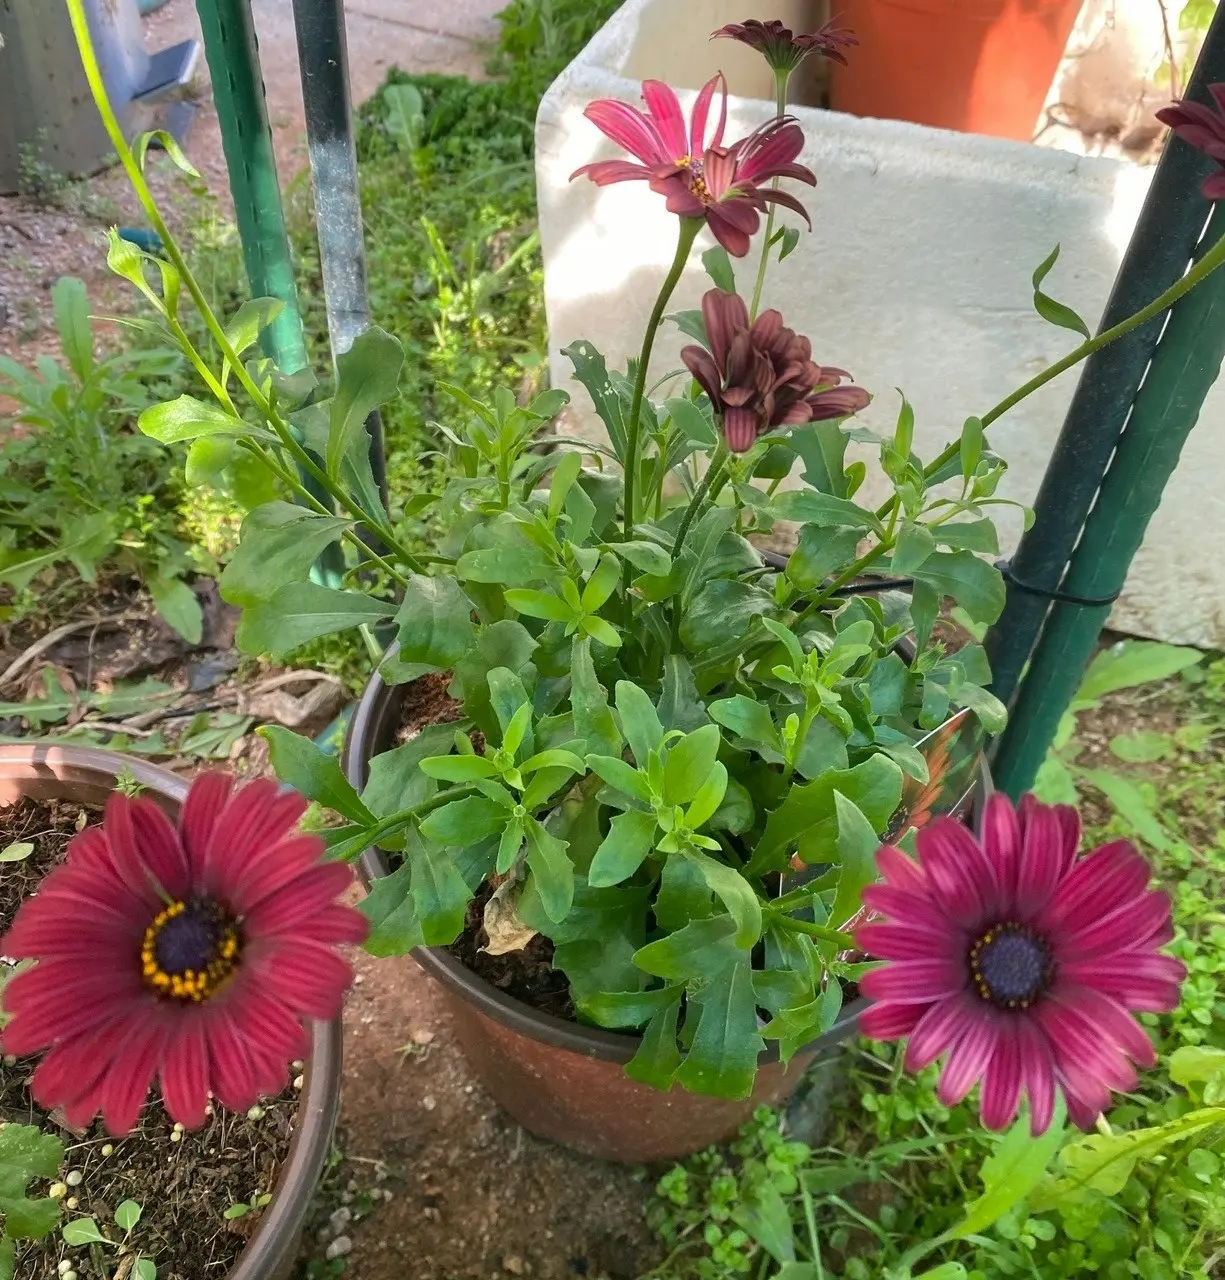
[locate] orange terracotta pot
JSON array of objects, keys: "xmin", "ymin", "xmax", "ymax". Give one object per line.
[{"xmin": 829, "ymin": 0, "xmax": 1085, "ymax": 140}]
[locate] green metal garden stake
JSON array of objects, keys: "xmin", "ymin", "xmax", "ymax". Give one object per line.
[{"xmin": 990, "ymin": 197, "xmax": 1225, "ymax": 797}]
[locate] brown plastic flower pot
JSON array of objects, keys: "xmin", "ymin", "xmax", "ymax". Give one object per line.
[
  {"xmin": 344, "ymin": 660, "xmax": 990, "ymax": 1164},
  {"xmin": 0, "ymin": 743, "xmax": 342, "ymax": 1280}
]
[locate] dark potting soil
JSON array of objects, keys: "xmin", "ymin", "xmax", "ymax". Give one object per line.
[
  {"xmin": 394, "ymin": 669, "xmax": 465, "ymax": 743},
  {"xmin": 447, "ymin": 882, "xmax": 578, "ymax": 1022},
  {"xmin": 1, "ymin": 795, "xmax": 298, "ymax": 1280}
]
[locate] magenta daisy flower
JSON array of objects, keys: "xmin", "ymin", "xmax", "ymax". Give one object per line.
[
  {"xmin": 1156, "ymin": 84, "xmax": 1225, "ymax": 200},
  {"xmin": 711, "ymin": 18, "xmax": 859, "ymax": 72},
  {"xmin": 570, "ymin": 76, "xmax": 816, "ymax": 257},
  {"xmin": 0, "ymin": 773, "xmax": 367, "ymax": 1136},
  {"xmin": 855, "ymin": 793, "xmax": 1185, "ymax": 1135}
]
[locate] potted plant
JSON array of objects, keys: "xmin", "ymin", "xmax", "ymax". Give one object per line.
[
  {"xmin": 0, "ymin": 743, "xmax": 362, "ymax": 1278},
  {"xmin": 69, "ymin": 5, "xmax": 1197, "ymax": 1164}
]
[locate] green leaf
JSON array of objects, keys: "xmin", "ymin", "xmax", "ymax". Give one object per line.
[
  {"xmin": 418, "ymin": 754, "xmax": 497, "ymax": 782},
  {"xmin": 1169, "ymin": 1046, "xmax": 1225, "ymax": 1086},
  {"xmin": 588, "ymin": 808, "xmax": 659, "ymax": 887},
  {"xmin": 773, "ymin": 490, "xmax": 884, "ymax": 534},
  {"xmin": 504, "ymin": 588, "xmax": 575, "ymax": 622},
  {"xmin": 420, "ymin": 796, "xmax": 508, "ymax": 846},
  {"xmin": 457, "ymin": 541, "xmax": 555, "ymax": 587},
  {"xmin": 52, "ymin": 276, "xmax": 93, "ymax": 381},
  {"xmin": 687, "ymin": 762, "xmax": 728, "ymax": 830},
  {"xmin": 570, "ymin": 637, "xmax": 621, "ymax": 757},
  {"xmin": 581, "ymin": 553, "xmax": 621, "ymax": 612},
  {"xmin": 1073, "ymin": 639, "xmax": 1202, "ymax": 708},
  {"xmin": 950, "ymin": 681, "xmax": 1007, "ymax": 735},
  {"xmin": 562, "ymin": 340, "xmax": 627, "ymax": 458},
  {"xmin": 361, "ymin": 724, "xmax": 454, "ymax": 817},
  {"xmin": 911, "ymin": 550, "xmax": 1006, "ymax": 625},
  {"xmin": 359, "ymin": 862, "xmax": 425, "ymax": 956},
  {"xmin": 1031, "ymin": 244, "xmax": 1091, "ymax": 340},
  {"xmin": 665, "ymin": 396, "xmax": 718, "ymax": 448},
  {"xmin": 134, "ymin": 1258, "xmax": 157, "ymax": 1280},
  {"xmin": 792, "ymin": 421, "xmax": 850, "ymax": 497},
  {"xmin": 0, "ymin": 1238, "xmax": 12, "ymax": 1280},
  {"xmin": 149, "ymin": 574, "xmax": 203, "ymax": 645},
  {"xmin": 828, "ymin": 793, "xmax": 882, "ymax": 930},
  {"xmin": 222, "ymin": 297, "xmax": 285, "ymax": 361},
  {"xmin": 0, "ymin": 1124, "xmax": 65, "ymax": 1203},
  {"xmin": 624, "ymin": 995, "xmax": 683, "ymax": 1089},
  {"xmin": 524, "ymin": 817, "xmax": 574, "ymax": 922},
  {"xmin": 1080, "ymin": 769, "xmax": 1169, "ymax": 850},
  {"xmin": 960, "ymin": 415, "xmax": 984, "ymax": 482},
  {"xmin": 412, "ymin": 833, "xmax": 473, "ymax": 945},
  {"xmin": 580, "ymin": 984, "xmax": 685, "ymax": 1029},
  {"xmin": 615, "ymin": 680, "xmax": 665, "ymax": 768},
  {"xmin": 939, "ymin": 1101, "xmax": 1066, "ymax": 1243},
  {"xmin": 656, "ymin": 655, "xmax": 705, "ymax": 735},
  {"xmin": 220, "ymin": 502, "xmax": 350, "ymax": 607},
  {"xmin": 679, "ymin": 580, "xmax": 774, "ymax": 652},
  {"xmin": 683, "ymin": 851, "xmax": 762, "ymax": 948},
  {"xmin": 235, "ymin": 583, "xmax": 396, "ymax": 658},
  {"xmin": 61, "ymin": 1217, "xmax": 107, "ymax": 1246},
  {"xmin": 586, "ymin": 754, "xmax": 652, "ymax": 803},
  {"xmin": 892, "ymin": 524, "xmax": 935, "ymax": 575},
  {"xmin": 663, "ymin": 723, "xmax": 722, "ymax": 806},
  {"xmin": 0, "ymin": 842, "xmax": 33, "ymax": 863},
  {"xmin": 777, "ymin": 226, "xmax": 801, "ymax": 261},
  {"xmin": 785, "ymin": 525, "xmax": 861, "ymax": 592},
  {"xmin": 384, "ymin": 82, "xmax": 425, "ymax": 150},
  {"xmin": 675, "ymin": 958, "xmax": 765, "ymax": 1099},
  {"xmin": 634, "ymin": 914, "xmax": 741, "ymax": 981},
  {"xmin": 139, "ymin": 394, "xmax": 264, "ymax": 444},
  {"xmin": 260, "ymin": 726, "xmax": 375, "ymax": 824},
  {"xmin": 932, "ymin": 518, "xmax": 999, "ymax": 554},
  {"xmin": 733, "ymin": 1179, "xmax": 796, "ymax": 1264},
  {"xmin": 1108, "ymin": 729, "xmax": 1170, "ymax": 763},
  {"xmin": 701, "ymin": 245, "xmax": 736, "ymax": 293},
  {"xmin": 114, "ymin": 1199, "xmax": 142, "ymax": 1232},
  {"xmin": 4, "ymin": 1195, "xmax": 60, "ymax": 1241},
  {"xmin": 610, "ymin": 540, "xmax": 672, "ymax": 577},
  {"xmin": 1032, "ymin": 755, "xmax": 1078, "ymax": 806},
  {"xmin": 326, "ymin": 328, "xmax": 404, "ymax": 479},
  {"xmin": 708, "ymin": 696, "xmax": 781, "ymax": 754},
  {"xmin": 394, "ymin": 574, "xmax": 476, "ymax": 668}
]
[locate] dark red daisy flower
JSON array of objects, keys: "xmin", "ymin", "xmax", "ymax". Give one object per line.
[
  {"xmin": 1156, "ymin": 84, "xmax": 1225, "ymax": 200},
  {"xmin": 570, "ymin": 76, "xmax": 816, "ymax": 257},
  {"xmin": 711, "ymin": 18, "xmax": 859, "ymax": 71},
  {"xmin": 681, "ymin": 288, "xmax": 867, "ymax": 450},
  {"xmin": 0, "ymin": 773, "xmax": 367, "ymax": 1136},
  {"xmin": 855, "ymin": 792, "xmax": 1185, "ymax": 1135}
]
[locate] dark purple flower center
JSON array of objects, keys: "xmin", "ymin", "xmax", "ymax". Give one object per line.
[
  {"xmin": 969, "ymin": 923, "xmax": 1052, "ymax": 1009},
  {"xmin": 141, "ymin": 898, "xmax": 241, "ymax": 1002}
]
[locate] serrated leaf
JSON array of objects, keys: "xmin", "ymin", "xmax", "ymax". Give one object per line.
[
  {"xmin": 524, "ymin": 817, "xmax": 573, "ymax": 922},
  {"xmin": 235, "ymin": 583, "xmax": 396, "ymax": 658},
  {"xmin": 359, "ymin": 862, "xmax": 425, "ymax": 956},
  {"xmin": 683, "ymin": 850, "xmax": 761, "ymax": 947},
  {"xmin": 394, "ymin": 574, "xmax": 477, "ymax": 667},
  {"xmin": 221, "ymin": 502, "xmax": 350, "ymax": 607},
  {"xmin": 139, "ymin": 394, "xmax": 265, "ymax": 444},
  {"xmin": 260, "ymin": 726, "xmax": 374, "ymax": 824},
  {"xmin": 624, "ymin": 995, "xmax": 683, "ymax": 1089},
  {"xmin": 911, "ymin": 550, "xmax": 1006, "ymax": 625},
  {"xmin": 411, "ymin": 833, "xmax": 473, "ymax": 945},
  {"xmin": 773, "ymin": 490, "xmax": 884, "ymax": 534},
  {"xmin": 326, "ymin": 327, "xmax": 404, "ymax": 479},
  {"xmin": 633, "ymin": 914, "xmax": 741, "ymax": 981},
  {"xmin": 570, "ymin": 637, "xmax": 620, "ymax": 757},
  {"xmin": 675, "ymin": 958, "xmax": 765, "ymax": 1099}
]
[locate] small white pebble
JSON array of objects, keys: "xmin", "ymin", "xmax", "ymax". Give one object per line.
[
  {"xmin": 346, "ymin": 1179, "xmax": 358, "ymax": 1193},
  {"xmin": 169, "ymin": 1131, "xmax": 182, "ymax": 1143},
  {"xmin": 58, "ymin": 1260, "xmax": 73, "ymax": 1274},
  {"xmin": 66, "ymin": 1196, "xmax": 79, "ymax": 1210},
  {"xmin": 247, "ymin": 1105, "xmax": 264, "ymax": 1121},
  {"xmin": 205, "ymin": 1104, "xmax": 214, "ymax": 1116},
  {"xmin": 291, "ymin": 1060, "xmax": 304, "ymax": 1071},
  {"xmin": 2, "ymin": 1054, "xmax": 16, "ymax": 1067},
  {"xmin": 49, "ymin": 1182, "xmax": 67, "ymax": 1199},
  {"xmin": 292, "ymin": 1074, "xmax": 305, "ymax": 1091},
  {"xmin": 100, "ymin": 1144, "xmax": 113, "ymax": 1157},
  {"xmin": 325, "ymin": 1235, "xmax": 353, "ymax": 1261},
  {"xmin": 464, "ymin": 1085, "xmax": 473, "ymax": 1094},
  {"xmin": 422, "ymin": 1095, "xmax": 437, "ymax": 1111},
  {"xmin": 65, "ymin": 1170, "xmax": 83, "ymax": 1187},
  {"xmin": 172, "ymin": 1122, "xmax": 185, "ymax": 1133},
  {"xmin": 340, "ymin": 1191, "xmax": 353, "ymax": 1205},
  {"xmin": 353, "ymin": 974, "xmax": 364, "ymax": 985},
  {"xmin": 328, "ymin": 1206, "xmax": 352, "ymax": 1234},
  {"xmin": 411, "ymin": 1029, "xmax": 434, "ymax": 1046},
  {"xmin": 381, "ymin": 1188, "xmax": 394, "ymax": 1202}
]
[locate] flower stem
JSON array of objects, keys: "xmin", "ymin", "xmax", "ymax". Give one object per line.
[
  {"xmin": 874, "ymin": 225, "xmax": 1225, "ymax": 521},
  {"xmin": 670, "ymin": 441, "xmax": 730, "ymax": 557},
  {"xmin": 748, "ymin": 71, "xmax": 792, "ymax": 321},
  {"xmin": 623, "ymin": 218, "xmax": 702, "ymax": 540},
  {"xmin": 64, "ymin": 0, "xmax": 427, "ymax": 575}
]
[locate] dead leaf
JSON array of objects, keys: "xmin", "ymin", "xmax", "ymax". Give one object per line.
[{"xmin": 481, "ymin": 878, "xmax": 537, "ymax": 956}]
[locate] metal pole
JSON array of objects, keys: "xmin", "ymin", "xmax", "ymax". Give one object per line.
[
  {"xmin": 290, "ymin": 0, "xmax": 389, "ymax": 509},
  {"xmin": 983, "ymin": 2, "xmax": 1225, "ymax": 712},
  {"xmin": 990, "ymin": 193, "xmax": 1225, "ymax": 796},
  {"xmin": 193, "ymin": 0, "xmax": 344, "ymax": 586}
]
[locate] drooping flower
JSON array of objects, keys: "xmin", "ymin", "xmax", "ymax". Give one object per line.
[
  {"xmin": 856, "ymin": 793, "xmax": 1185, "ymax": 1135},
  {"xmin": 711, "ymin": 18, "xmax": 859, "ymax": 71},
  {"xmin": 570, "ymin": 76, "xmax": 816, "ymax": 257},
  {"xmin": 0, "ymin": 773, "xmax": 367, "ymax": 1136},
  {"xmin": 681, "ymin": 288, "xmax": 867, "ymax": 450},
  {"xmin": 1156, "ymin": 84, "xmax": 1225, "ymax": 200},
  {"xmin": 805, "ymin": 369, "xmax": 871, "ymax": 422}
]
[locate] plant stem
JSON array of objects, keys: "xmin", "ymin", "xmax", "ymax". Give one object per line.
[
  {"xmin": 748, "ymin": 71, "xmax": 792, "ymax": 321},
  {"xmin": 874, "ymin": 226, "xmax": 1225, "ymax": 522},
  {"xmin": 771, "ymin": 913, "xmax": 856, "ymax": 947},
  {"xmin": 64, "ymin": 0, "xmax": 426, "ymax": 574},
  {"xmin": 623, "ymin": 218, "xmax": 701, "ymax": 540},
  {"xmin": 670, "ymin": 441, "xmax": 729, "ymax": 557}
]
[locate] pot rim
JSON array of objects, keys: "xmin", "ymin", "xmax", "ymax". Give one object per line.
[
  {"xmin": 344, "ymin": 659, "xmax": 991, "ymax": 1069},
  {"xmin": 0, "ymin": 743, "xmax": 342, "ymax": 1280}
]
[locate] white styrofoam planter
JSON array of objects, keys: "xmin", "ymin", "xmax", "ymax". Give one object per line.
[{"xmin": 536, "ymin": 0, "xmax": 1225, "ymax": 648}]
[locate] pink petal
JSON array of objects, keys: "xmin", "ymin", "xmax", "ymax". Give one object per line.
[
  {"xmin": 130, "ymin": 796, "xmax": 191, "ymax": 902},
  {"xmin": 1, "ymin": 967, "xmax": 144, "ymax": 1055},
  {"xmin": 938, "ymin": 1010, "xmax": 1001, "ymax": 1106},
  {"xmin": 980, "ymin": 1020, "xmax": 1023, "ymax": 1130},
  {"xmin": 246, "ymin": 938, "xmax": 354, "ymax": 1020},
  {"xmin": 701, "ymin": 287, "xmax": 749, "ymax": 365},
  {"xmin": 1036, "ymin": 840, "xmax": 1149, "ymax": 935},
  {"xmin": 161, "ymin": 1021, "xmax": 211, "ymax": 1129},
  {"xmin": 1058, "ymin": 954, "xmax": 1186, "ymax": 1013},
  {"xmin": 570, "ymin": 159, "xmax": 653, "ymax": 185},
  {"xmin": 1016, "ymin": 1016, "xmax": 1057, "ymax": 1135},
  {"xmin": 877, "ymin": 844, "xmax": 928, "ymax": 893},
  {"xmin": 100, "ymin": 1020, "xmax": 170, "ymax": 1135},
  {"xmin": 2, "ymin": 901, "xmax": 144, "ymax": 960},
  {"xmin": 916, "ymin": 817, "xmax": 998, "ymax": 924},
  {"xmin": 1052, "ymin": 985, "xmax": 1157, "ymax": 1069},
  {"xmin": 100, "ymin": 792, "xmax": 164, "ymax": 911},
  {"xmin": 203, "ymin": 1005, "xmax": 261, "ymax": 1112},
  {"xmin": 201, "ymin": 782, "xmax": 307, "ymax": 901},
  {"xmin": 1013, "ymin": 798, "xmax": 1079, "ymax": 919},
  {"xmin": 980, "ymin": 792, "xmax": 1021, "ymax": 902},
  {"xmin": 681, "ymin": 345, "xmax": 723, "ymax": 403},
  {"xmin": 229, "ymin": 834, "xmax": 329, "ymax": 916},
  {"xmin": 707, "ymin": 210, "xmax": 754, "ymax": 259},
  {"xmin": 859, "ymin": 958, "xmax": 967, "ymax": 1004},
  {"xmin": 862, "ymin": 883, "xmax": 953, "ymax": 934},
  {"xmin": 1035, "ymin": 999, "xmax": 1138, "ymax": 1094},
  {"xmin": 688, "ymin": 73, "xmax": 725, "ymax": 155},
  {"xmin": 180, "ymin": 771, "xmax": 233, "ymax": 878},
  {"xmin": 641, "ymin": 81, "xmax": 687, "ymax": 160},
  {"xmin": 226, "ymin": 983, "xmax": 311, "ymax": 1063},
  {"xmin": 293, "ymin": 903, "xmax": 371, "ymax": 945},
  {"xmin": 856, "ymin": 919, "xmax": 963, "ymax": 961},
  {"xmin": 1058, "ymin": 889, "xmax": 1174, "ymax": 962},
  {"xmin": 1060, "ymin": 1074, "xmax": 1110, "ymax": 1131},
  {"xmin": 584, "ymin": 98, "xmax": 665, "ymax": 166},
  {"xmin": 859, "ymin": 999, "xmax": 925, "ymax": 1040},
  {"xmin": 904, "ymin": 992, "xmax": 983, "ymax": 1071}
]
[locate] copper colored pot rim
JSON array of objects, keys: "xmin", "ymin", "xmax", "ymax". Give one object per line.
[{"xmin": 0, "ymin": 743, "xmax": 342, "ymax": 1280}]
